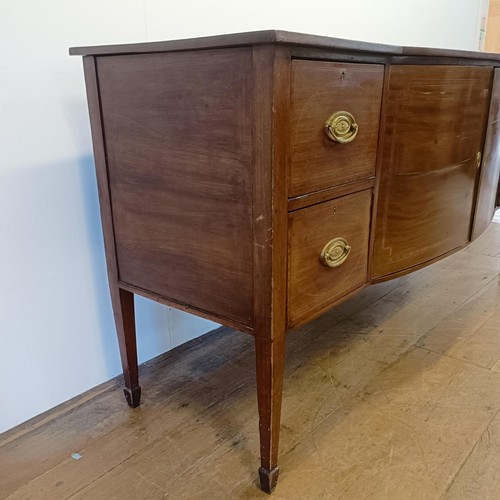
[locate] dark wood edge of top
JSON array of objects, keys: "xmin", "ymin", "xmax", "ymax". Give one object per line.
[
  {"xmin": 69, "ymin": 29, "xmax": 500, "ymax": 62},
  {"xmin": 69, "ymin": 30, "xmax": 398, "ymax": 56}
]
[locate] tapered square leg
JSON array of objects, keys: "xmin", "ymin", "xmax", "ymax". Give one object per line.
[
  {"xmin": 255, "ymin": 334, "xmax": 286, "ymax": 493},
  {"xmin": 110, "ymin": 287, "xmax": 141, "ymax": 407}
]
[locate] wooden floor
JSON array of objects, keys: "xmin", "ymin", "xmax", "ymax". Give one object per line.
[{"xmin": 2, "ymin": 221, "xmax": 500, "ymax": 499}]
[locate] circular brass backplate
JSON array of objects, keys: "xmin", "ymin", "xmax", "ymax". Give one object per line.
[
  {"xmin": 320, "ymin": 237, "xmax": 351, "ymax": 268},
  {"xmin": 325, "ymin": 111, "xmax": 358, "ymax": 144}
]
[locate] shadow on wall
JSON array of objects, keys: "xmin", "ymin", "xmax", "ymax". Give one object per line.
[
  {"xmin": 1, "ymin": 151, "xmax": 218, "ymax": 432},
  {"xmin": 1, "ymin": 157, "xmax": 173, "ymax": 386},
  {"xmin": 77, "ymin": 154, "xmax": 177, "ymax": 365},
  {"xmin": 64, "ymin": 95, "xmax": 179, "ymax": 364},
  {"xmin": 79, "ymin": 153, "xmax": 218, "ymax": 363}
]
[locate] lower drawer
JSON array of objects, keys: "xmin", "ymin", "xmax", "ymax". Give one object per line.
[{"xmin": 287, "ymin": 190, "xmax": 372, "ymax": 327}]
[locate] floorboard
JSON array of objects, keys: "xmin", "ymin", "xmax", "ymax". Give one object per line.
[{"xmin": 2, "ymin": 221, "xmax": 500, "ymax": 499}]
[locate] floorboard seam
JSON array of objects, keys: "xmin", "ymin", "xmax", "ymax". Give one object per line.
[
  {"xmin": 416, "ymin": 345, "xmax": 500, "ymax": 373},
  {"xmin": 438, "ymin": 409, "xmax": 500, "ymax": 499}
]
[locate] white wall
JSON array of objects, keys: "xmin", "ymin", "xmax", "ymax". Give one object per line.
[{"xmin": 0, "ymin": 0, "xmax": 488, "ymax": 433}]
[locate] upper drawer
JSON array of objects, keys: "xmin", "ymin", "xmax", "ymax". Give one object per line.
[{"xmin": 289, "ymin": 61, "xmax": 384, "ymax": 198}]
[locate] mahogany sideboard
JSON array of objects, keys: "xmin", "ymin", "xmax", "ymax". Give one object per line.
[{"xmin": 70, "ymin": 31, "xmax": 500, "ymax": 493}]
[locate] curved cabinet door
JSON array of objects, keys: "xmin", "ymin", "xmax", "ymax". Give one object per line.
[
  {"xmin": 472, "ymin": 68, "xmax": 500, "ymax": 240},
  {"xmin": 372, "ymin": 65, "xmax": 492, "ymax": 279}
]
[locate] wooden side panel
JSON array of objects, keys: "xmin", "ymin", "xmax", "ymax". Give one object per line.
[
  {"xmin": 472, "ymin": 68, "xmax": 500, "ymax": 239},
  {"xmin": 289, "ymin": 61, "xmax": 384, "ymax": 198},
  {"xmin": 372, "ymin": 65, "xmax": 492, "ymax": 279},
  {"xmin": 288, "ymin": 190, "xmax": 372, "ymax": 328},
  {"xmin": 97, "ymin": 49, "xmax": 254, "ymax": 327}
]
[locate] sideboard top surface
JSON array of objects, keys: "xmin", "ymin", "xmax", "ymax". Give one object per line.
[{"xmin": 69, "ymin": 29, "xmax": 500, "ymax": 62}]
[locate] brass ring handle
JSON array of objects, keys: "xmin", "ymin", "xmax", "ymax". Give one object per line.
[
  {"xmin": 325, "ymin": 111, "xmax": 358, "ymax": 144},
  {"xmin": 320, "ymin": 237, "xmax": 351, "ymax": 268}
]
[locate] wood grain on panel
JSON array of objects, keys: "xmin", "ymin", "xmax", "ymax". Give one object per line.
[
  {"xmin": 289, "ymin": 61, "xmax": 384, "ymax": 197},
  {"xmin": 372, "ymin": 65, "xmax": 492, "ymax": 279},
  {"xmin": 97, "ymin": 49, "xmax": 254, "ymax": 327},
  {"xmin": 472, "ymin": 68, "xmax": 500, "ymax": 239},
  {"xmin": 288, "ymin": 190, "xmax": 372, "ymax": 328}
]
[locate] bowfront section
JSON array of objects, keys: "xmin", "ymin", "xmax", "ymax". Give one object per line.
[{"xmin": 372, "ymin": 65, "xmax": 493, "ymax": 280}]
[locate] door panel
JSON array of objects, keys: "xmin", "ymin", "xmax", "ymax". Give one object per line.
[
  {"xmin": 472, "ymin": 68, "xmax": 500, "ymax": 239},
  {"xmin": 372, "ymin": 65, "xmax": 492, "ymax": 279}
]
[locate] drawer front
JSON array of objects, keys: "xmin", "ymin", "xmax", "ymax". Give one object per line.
[
  {"xmin": 288, "ymin": 190, "xmax": 372, "ymax": 327},
  {"xmin": 289, "ymin": 61, "xmax": 384, "ymax": 198}
]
